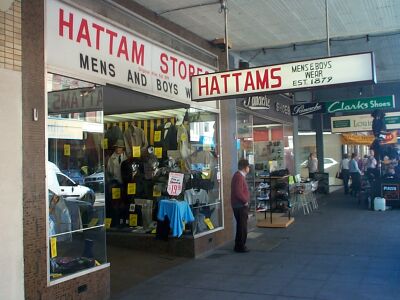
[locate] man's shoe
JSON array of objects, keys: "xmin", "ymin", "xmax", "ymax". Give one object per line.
[{"xmin": 234, "ymin": 246, "xmax": 249, "ymax": 253}]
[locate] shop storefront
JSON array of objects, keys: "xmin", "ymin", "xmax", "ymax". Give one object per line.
[
  {"xmin": 331, "ymin": 111, "xmax": 400, "ymax": 204},
  {"xmin": 22, "ymin": 0, "xmax": 233, "ymax": 298},
  {"xmin": 236, "ymin": 94, "xmax": 294, "ymax": 212}
]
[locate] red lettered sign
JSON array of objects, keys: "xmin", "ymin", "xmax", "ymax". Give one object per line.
[{"xmin": 167, "ymin": 172, "xmax": 184, "ymax": 196}]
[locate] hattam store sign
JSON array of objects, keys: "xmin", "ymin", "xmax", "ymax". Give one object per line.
[
  {"xmin": 46, "ymin": 0, "xmax": 214, "ymax": 104},
  {"xmin": 191, "ymin": 52, "xmax": 375, "ymax": 101}
]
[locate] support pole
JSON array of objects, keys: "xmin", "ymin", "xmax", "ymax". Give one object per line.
[
  {"xmin": 325, "ymin": 0, "xmax": 330, "ymax": 57},
  {"xmin": 221, "ymin": 0, "xmax": 229, "ymax": 70}
]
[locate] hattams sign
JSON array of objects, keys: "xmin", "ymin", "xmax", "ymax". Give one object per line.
[
  {"xmin": 46, "ymin": 1, "xmax": 214, "ymax": 103},
  {"xmin": 192, "ymin": 53, "xmax": 375, "ymax": 101}
]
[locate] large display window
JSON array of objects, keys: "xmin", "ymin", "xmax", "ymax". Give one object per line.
[
  {"xmin": 103, "ymin": 107, "xmax": 222, "ymax": 237},
  {"xmin": 47, "ymin": 74, "xmax": 107, "ymax": 282}
]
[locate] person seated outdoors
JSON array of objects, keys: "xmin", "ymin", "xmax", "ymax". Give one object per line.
[{"xmin": 382, "ymin": 166, "xmax": 399, "ymax": 180}]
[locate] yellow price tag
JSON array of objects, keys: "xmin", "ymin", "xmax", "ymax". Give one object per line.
[
  {"xmin": 151, "ymin": 228, "xmax": 157, "ymax": 234},
  {"xmin": 154, "ymin": 131, "xmax": 161, "ymax": 142},
  {"xmin": 95, "ymin": 260, "xmax": 101, "ymax": 266},
  {"xmin": 153, "ymin": 186, "xmax": 161, "ymax": 197},
  {"xmin": 204, "ymin": 218, "xmax": 214, "ymax": 230},
  {"xmin": 129, "ymin": 214, "xmax": 138, "ymax": 227},
  {"xmin": 112, "ymin": 188, "xmax": 121, "ymax": 199},
  {"xmin": 127, "ymin": 183, "xmax": 136, "ymax": 195},
  {"xmin": 289, "ymin": 176, "xmax": 295, "ymax": 184},
  {"xmin": 64, "ymin": 144, "xmax": 71, "ymax": 156},
  {"xmin": 181, "ymin": 134, "xmax": 187, "ymax": 142},
  {"xmin": 132, "ymin": 146, "xmax": 141, "ymax": 158},
  {"xmin": 105, "ymin": 218, "xmax": 112, "ymax": 229},
  {"xmin": 103, "ymin": 138, "xmax": 108, "ymax": 149},
  {"xmin": 88, "ymin": 218, "xmax": 99, "ymax": 227},
  {"xmin": 50, "ymin": 237, "xmax": 57, "ymax": 258},
  {"xmin": 154, "ymin": 147, "xmax": 162, "ymax": 159}
]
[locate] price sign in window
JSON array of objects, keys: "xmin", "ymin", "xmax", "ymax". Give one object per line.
[
  {"xmin": 154, "ymin": 130, "xmax": 161, "ymax": 142},
  {"xmin": 167, "ymin": 172, "xmax": 184, "ymax": 196}
]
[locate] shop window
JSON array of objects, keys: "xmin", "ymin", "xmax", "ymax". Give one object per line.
[
  {"xmin": 102, "ymin": 107, "xmax": 222, "ymax": 237},
  {"xmin": 47, "ymin": 74, "xmax": 106, "ymax": 282}
]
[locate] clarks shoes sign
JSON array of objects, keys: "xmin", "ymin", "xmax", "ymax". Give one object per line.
[
  {"xmin": 290, "ymin": 95, "xmax": 395, "ymax": 116},
  {"xmin": 325, "ymin": 95, "xmax": 395, "ymax": 113}
]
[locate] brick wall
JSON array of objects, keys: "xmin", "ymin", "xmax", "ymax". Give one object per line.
[{"xmin": 0, "ymin": 0, "xmax": 21, "ymax": 71}]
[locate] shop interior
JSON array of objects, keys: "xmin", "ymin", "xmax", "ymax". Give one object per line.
[
  {"xmin": 236, "ymin": 111, "xmax": 294, "ymax": 215},
  {"xmin": 46, "ymin": 74, "xmax": 222, "ymax": 290}
]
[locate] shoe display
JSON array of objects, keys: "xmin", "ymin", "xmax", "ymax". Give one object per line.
[
  {"xmin": 257, "ymin": 195, "xmax": 269, "ymax": 201},
  {"xmin": 257, "ymin": 182, "xmax": 270, "ymax": 190}
]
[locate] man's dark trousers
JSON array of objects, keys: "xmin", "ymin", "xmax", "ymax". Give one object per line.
[{"xmin": 233, "ymin": 206, "xmax": 248, "ymax": 250}]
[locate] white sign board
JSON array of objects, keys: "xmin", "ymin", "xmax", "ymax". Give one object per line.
[
  {"xmin": 46, "ymin": 1, "xmax": 214, "ymax": 104},
  {"xmin": 192, "ymin": 53, "xmax": 375, "ymax": 101},
  {"xmin": 167, "ymin": 172, "xmax": 184, "ymax": 196},
  {"xmin": 331, "ymin": 112, "xmax": 400, "ymax": 133},
  {"xmin": 48, "ymin": 118, "xmax": 83, "ymax": 139}
]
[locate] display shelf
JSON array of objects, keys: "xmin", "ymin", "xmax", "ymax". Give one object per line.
[{"xmin": 256, "ymin": 175, "xmax": 293, "ymax": 227}]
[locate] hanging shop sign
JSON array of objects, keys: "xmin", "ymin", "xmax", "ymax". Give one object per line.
[
  {"xmin": 242, "ymin": 95, "xmax": 271, "ymax": 110},
  {"xmin": 48, "ymin": 87, "xmax": 103, "ymax": 114},
  {"xmin": 191, "ymin": 52, "xmax": 375, "ymax": 101},
  {"xmin": 331, "ymin": 112, "xmax": 400, "ymax": 133},
  {"xmin": 325, "ymin": 95, "xmax": 395, "ymax": 114},
  {"xmin": 290, "ymin": 102, "xmax": 325, "ymax": 116},
  {"xmin": 242, "ymin": 95, "xmax": 291, "ymax": 115},
  {"xmin": 341, "ymin": 131, "xmax": 397, "ymax": 145},
  {"xmin": 239, "ymin": 94, "xmax": 292, "ymax": 123},
  {"xmin": 46, "ymin": 1, "xmax": 215, "ymax": 104}
]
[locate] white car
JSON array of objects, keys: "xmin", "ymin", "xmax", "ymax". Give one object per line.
[
  {"xmin": 47, "ymin": 161, "xmax": 95, "ymax": 205},
  {"xmin": 301, "ymin": 158, "xmax": 338, "ymax": 170}
]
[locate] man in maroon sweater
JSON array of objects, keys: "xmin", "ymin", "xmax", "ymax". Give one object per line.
[{"xmin": 231, "ymin": 159, "xmax": 250, "ymax": 252}]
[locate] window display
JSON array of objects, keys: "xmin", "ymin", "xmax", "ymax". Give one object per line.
[
  {"xmin": 47, "ymin": 74, "xmax": 106, "ymax": 281},
  {"xmin": 103, "ymin": 108, "xmax": 222, "ymax": 236}
]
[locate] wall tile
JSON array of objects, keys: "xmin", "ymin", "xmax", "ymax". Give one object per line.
[{"xmin": 0, "ymin": 0, "xmax": 22, "ymax": 72}]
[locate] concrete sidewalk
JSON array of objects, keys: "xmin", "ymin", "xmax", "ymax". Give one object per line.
[{"xmin": 114, "ymin": 190, "xmax": 400, "ymax": 300}]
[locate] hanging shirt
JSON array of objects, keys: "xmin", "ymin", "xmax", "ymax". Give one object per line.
[
  {"xmin": 124, "ymin": 125, "xmax": 148, "ymax": 157},
  {"xmin": 176, "ymin": 124, "xmax": 190, "ymax": 158},
  {"xmin": 184, "ymin": 189, "xmax": 209, "ymax": 205}
]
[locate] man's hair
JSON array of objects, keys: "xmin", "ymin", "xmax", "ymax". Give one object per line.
[{"xmin": 238, "ymin": 159, "xmax": 250, "ymax": 170}]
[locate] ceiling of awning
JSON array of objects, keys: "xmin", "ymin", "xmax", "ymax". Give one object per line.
[{"xmin": 131, "ymin": 0, "xmax": 400, "ymax": 82}]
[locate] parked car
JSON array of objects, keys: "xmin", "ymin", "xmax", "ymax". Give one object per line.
[
  {"xmin": 300, "ymin": 158, "xmax": 338, "ymax": 170},
  {"xmin": 48, "ymin": 161, "xmax": 95, "ymax": 205},
  {"xmin": 84, "ymin": 171, "xmax": 104, "ymax": 194},
  {"xmin": 61, "ymin": 169, "xmax": 85, "ymax": 185}
]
